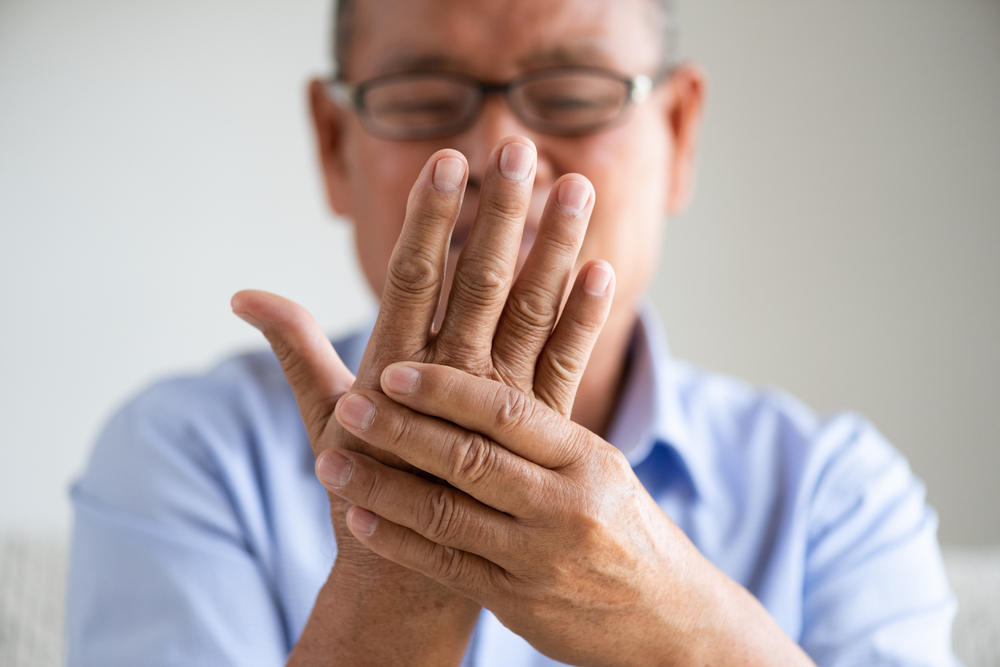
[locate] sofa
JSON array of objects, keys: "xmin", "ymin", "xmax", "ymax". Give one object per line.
[{"xmin": 2, "ymin": 534, "xmax": 998, "ymax": 666}]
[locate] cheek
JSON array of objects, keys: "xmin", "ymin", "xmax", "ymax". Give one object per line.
[
  {"xmin": 573, "ymin": 116, "xmax": 670, "ymax": 301},
  {"xmin": 346, "ymin": 134, "xmax": 435, "ymax": 298}
]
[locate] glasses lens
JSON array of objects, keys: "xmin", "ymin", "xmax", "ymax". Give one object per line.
[
  {"xmin": 361, "ymin": 76, "xmax": 478, "ymax": 138},
  {"xmin": 513, "ymin": 72, "xmax": 629, "ymax": 133}
]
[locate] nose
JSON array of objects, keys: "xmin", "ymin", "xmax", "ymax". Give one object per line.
[{"xmin": 453, "ymin": 95, "xmax": 554, "ymax": 189}]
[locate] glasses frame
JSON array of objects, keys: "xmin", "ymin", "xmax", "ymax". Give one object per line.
[{"xmin": 326, "ymin": 66, "xmax": 673, "ymax": 140}]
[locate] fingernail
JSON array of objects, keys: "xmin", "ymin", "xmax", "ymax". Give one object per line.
[
  {"xmin": 499, "ymin": 142, "xmax": 534, "ymax": 181},
  {"xmin": 316, "ymin": 450, "xmax": 352, "ymax": 489},
  {"xmin": 233, "ymin": 311, "xmax": 264, "ymax": 332},
  {"xmin": 557, "ymin": 180, "xmax": 590, "ymax": 216},
  {"xmin": 433, "ymin": 156, "xmax": 465, "ymax": 192},
  {"xmin": 584, "ymin": 263, "xmax": 612, "ymax": 296},
  {"xmin": 339, "ymin": 394, "xmax": 375, "ymax": 430},
  {"xmin": 382, "ymin": 364, "xmax": 420, "ymax": 395},
  {"xmin": 349, "ymin": 507, "xmax": 378, "ymax": 536}
]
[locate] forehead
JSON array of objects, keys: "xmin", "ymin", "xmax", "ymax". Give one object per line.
[{"xmin": 347, "ymin": 0, "xmax": 660, "ymax": 79}]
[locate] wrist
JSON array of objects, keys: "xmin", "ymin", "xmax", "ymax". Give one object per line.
[
  {"xmin": 628, "ymin": 557, "xmax": 727, "ymax": 667},
  {"xmin": 288, "ymin": 555, "xmax": 481, "ymax": 667},
  {"xmin": 636, "ymin": 558, "xmax": 813, "ymax": 667}
]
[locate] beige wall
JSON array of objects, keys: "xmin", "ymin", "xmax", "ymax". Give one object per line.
[
  {"xmin": 661, "ymin": 1, "xmax": 1000, "ymax": 545},
  {"xmin": 0, "ymin": 1, "xmax": 997, "ymax": 544}
]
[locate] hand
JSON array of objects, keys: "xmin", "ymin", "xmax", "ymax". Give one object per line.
[
  {"xmin": 231, "ymin": 135, "xmax": 619, "ymax": 665},
  {"xmin": 232, "ymin": 136, "xmax": 601, "ymax": 553},
  {"xmin": 320, "ymin": 363, "xmax": 816, "ymax": 667}
]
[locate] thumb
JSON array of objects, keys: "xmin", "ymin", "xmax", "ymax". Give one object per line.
[{"xmin": 231, "ymin": 289, "xmax": 355, "ymax": 442}]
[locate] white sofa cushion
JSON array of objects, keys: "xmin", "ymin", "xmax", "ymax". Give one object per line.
[
  {"xmin": 945, "ymin": 548, "xmax": 1000, "ymax": 667},
  {"xmin": 1, "ymin": 535, "xmax": 997, "ymax": 666},
  {"xmin": 0, "ymin": 534, "xmax": 67, "ymax": 667}
]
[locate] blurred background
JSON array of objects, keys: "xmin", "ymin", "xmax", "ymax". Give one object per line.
[{"xmin": 0, "ymin": 0, "xmax": 997, "ymax": 546}]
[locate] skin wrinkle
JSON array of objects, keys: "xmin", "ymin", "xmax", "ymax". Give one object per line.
[
  {"xmin": 542, "ymin": 343, "xmax": 585, "ymax": 384},
  {"xmin": 385, "ymin": 254, "xmax": 443, "ymax": 304},
  {"xmin": 449, "ymin": 262, "xmax": 511, "ymax": 305},
  {"xmin": 506, "ymin": 283, "xmax": 560, "ymax": 332},
  {"xmin": 451, "ymin": 431, "xmax": 492, "ymax": 488},
  {"xmin": 493, "ymin": 384, "xmax": 534, "ymax": 437},
  {"xmin": 425, "ymin": 485, "xmax": 460, "ymax": 544},
  {"xmin": 489, "ymin": 354, "xmax": 530, "ymax": 398}
]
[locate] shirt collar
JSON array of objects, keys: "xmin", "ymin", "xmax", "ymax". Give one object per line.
[{"xmin": 604, "ymin": 302, "xmax": 712, "ymax": 499}]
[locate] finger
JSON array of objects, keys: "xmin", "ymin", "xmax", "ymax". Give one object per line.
[
  {"xmin": 345, "ymin": 505, "xmax": 505, "ymax": 605},
  {"xmin": 491, "ymin": 175, "xmax": 594, "ymax": 396},
  {"xmin": 380, "ymin": 363, "xmax": 589, "ymax": 470},
  {"xmin": 333, "ymin": 388, "xmax": 552, "ymax": 516},
  {"xmin": 231, "ymin": 289, "xmax": 354, "ymax": 443},
  {"xmin": 316, "ymin": 448, "xmax": 521, "ymax": 563},
  {"xmin": 434, "ymin": 137, "xmax": 536, "ymax": 369},
  {"xmin": 358, "ymin": 149, "xmax": 469, "ymax": 386},
  {"xmin": 533, "ymin": 260, "xmax": 615, "ymax": 417}
]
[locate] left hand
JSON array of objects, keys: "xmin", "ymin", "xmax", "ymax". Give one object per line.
[{"xmin": 317, "ymin": 361, "xmax": 727, "ymax": 667}]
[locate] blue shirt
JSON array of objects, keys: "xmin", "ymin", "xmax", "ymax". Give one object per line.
[{"xmin": 67, "ymin": 307, "xmax": 962, "ymax": 666}]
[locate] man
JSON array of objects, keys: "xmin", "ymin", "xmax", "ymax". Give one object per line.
[{"xmin": 67, "ymin": 0, "xmax": 962, "ymax": 665}]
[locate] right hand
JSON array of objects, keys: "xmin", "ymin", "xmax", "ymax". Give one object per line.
[{"xmin": 232, "ymin": 135, "xmax": 612, "ymax": 568}]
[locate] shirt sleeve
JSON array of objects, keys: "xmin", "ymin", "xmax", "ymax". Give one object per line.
[
  {"xmin": 66, "ymin": 374, "xmax": 291, "ymax": 667},
  {"xmin": 799, "ymin": 415, "xmax": 963, "ymax": 667}
]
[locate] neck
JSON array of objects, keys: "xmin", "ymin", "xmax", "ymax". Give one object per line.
[{"xmin": 570, "ymin": 305, "xmax": 640, "ymax": 437}]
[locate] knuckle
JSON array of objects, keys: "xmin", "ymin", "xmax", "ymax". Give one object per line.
[
  {"xmin": 422, "ymin": 486, "xmax": 461, "ymax": 543},
  {"xmin": 481, "ymin": 192, "xmax": 528, "ymax": 221},
  {"xmin": 431, "ymin": 544, "xmax": 465, "ymax": 584},
  {"xmin": 493, "ymin": 386, "xmax": 535, "ymax": 433},
  {"xmin": 505, "ymin": 284, "xmax": 555, "ymax": 332},
  {"xmin": 454, "ymin": 261, "xmax": 509, "ymax": 305},
  {"xmin": 537, "ymin": 230, "xmax": 579, "ymax": 258},
  {"xmin": 386, "ymin": 249, "xmax": 442, "ymax": 297},
  {"xmin": 540, "ymin": 347, "xmax": 585, "ymax": 387},
  {"xmin": 451, "ymin": 432, "xmax": 499, "ymax": 486},
  {"xmin": 358, "ymin": 468, "xmax": 388, "ymax": 509},
  {"xmin": 383, "ymin": 409, "xmax": 413, "ymax": 452}
]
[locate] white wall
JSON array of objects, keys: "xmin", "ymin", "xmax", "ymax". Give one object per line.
[
  {"xmin": 0, "ymin": 0, "xmax": 374, "ymax": 535},
  {"xmin": 1, "ymin": 0, "xmax": 997, "ymax": 545},
  {"xmin": 662, "ymin": 1, "xmax": 1000, "ymax": 546}
]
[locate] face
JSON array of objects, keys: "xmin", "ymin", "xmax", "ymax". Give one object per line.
[{"xmin": 311, "ymin": 0, "xmax": 703, "ymax": 339}]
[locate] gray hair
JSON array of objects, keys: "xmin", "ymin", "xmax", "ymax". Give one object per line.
[{"xmin": 331, "ymin": 0, "xmax": 677, "ymax": 77}]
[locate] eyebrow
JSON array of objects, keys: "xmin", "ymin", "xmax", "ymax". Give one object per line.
[
  {"xmin": 376, "ymin": 53, "xmax": 464, "ymax": 74},
  {"xmin": 518, "ymin": 44, "xmax": 615, "ymax": 69},
  {"xmin": 373, "ymin": 42, "xmax": 616, "ymax": 78}
]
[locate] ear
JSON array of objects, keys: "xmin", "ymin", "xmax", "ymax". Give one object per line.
[
  {"xmin": 308, "ymin": 78, "xmax": 354, "ymax": 217},
  {"xmin": 663, "ymin": 65, "xmax": 706, "ymax": 216}
]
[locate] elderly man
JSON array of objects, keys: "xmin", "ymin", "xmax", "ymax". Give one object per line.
[{"xmin": 66, "ymin": 0, "xmax": 962, "ymax": 665}]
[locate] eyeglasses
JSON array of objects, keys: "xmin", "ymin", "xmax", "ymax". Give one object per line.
[{"xmin": 326, "ymin": 67, "xmax": 670, "ymax": 140}]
